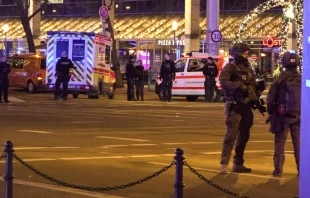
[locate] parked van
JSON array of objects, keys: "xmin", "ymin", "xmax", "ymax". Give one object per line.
[
  {"xmin": 155, "ymin": 53, "xmax": 233, "ymax": 101},
  {"xmin": 7, "ymin": 54, "xmax": 46, "ymax": 93}
]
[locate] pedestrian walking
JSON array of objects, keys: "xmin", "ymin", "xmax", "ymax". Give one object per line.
[
  {"xmin": 219, "ymin": 43, "xmax": 265, "ymax": 174},
  {"xmin": 134, "ymin": 60, "xmax": 144, "ymax": 101},
  {"xmin": 54, "ymin": 51, "xmax": 75, "ymax": 100},
  {"xmin": 266, "ymin": 51, "xmax": 301, "ymax": 176},
  {"xmin": 203, "ymin": 57, "xmax": 219, "ymax": 102},
  {"xmin": 0, "ymin": 56, "xmax": 11, "ymax": 103},
  {"xmin": 125, "ymin": 56, "xmax": 136, "ymax": 101},
  {"xmin": 159, "ymin": 53, "xmax": 176, "ymax": 102}
]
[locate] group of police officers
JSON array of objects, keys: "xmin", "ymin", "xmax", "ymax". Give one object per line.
[
  {"xmin": 219, "ymin": 43, "xmax": 300, "ymax": 177},
  {"xmin": 1, "ymin": 44, "xmax": 301, "ymax": 177}
]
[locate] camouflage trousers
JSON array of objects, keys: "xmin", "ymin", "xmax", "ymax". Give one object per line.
[{"xmin": 220, "ymin": 104, "xmax": 253, "ymax": 166}]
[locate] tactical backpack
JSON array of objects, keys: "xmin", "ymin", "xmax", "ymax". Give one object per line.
[{"xmin": 276, "ymin": 72, "xmax": 301, "ymax": 117}]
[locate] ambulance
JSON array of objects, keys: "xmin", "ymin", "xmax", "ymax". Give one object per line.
[
  {"xmin": 155, "ymin": 53, "xmax": 233, "ymax": 101},
  {"xmin": 46, "ymin": 31, "xmax": 116, "ymax": 99}
]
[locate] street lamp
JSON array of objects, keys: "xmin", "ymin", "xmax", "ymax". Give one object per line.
[
  {"xmin": 3, "ymin": 24, "xmax": 8, "ymax": 56},
  {"xmin": 172, "ymin": 21, "xmax": 178, "ymax": 59}
]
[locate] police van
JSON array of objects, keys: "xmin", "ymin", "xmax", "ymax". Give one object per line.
[
  {"xmin": 155, "ymin": 53, "xmax": 233, "ymax": 101},
  {"xmin": 46, "ymin": 31, "xmax": 116, "ymax": 99}
]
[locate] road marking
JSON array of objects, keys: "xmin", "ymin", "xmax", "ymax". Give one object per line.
[
  {"xmin": 69, "ymin": 121, "xmax": 102, "ymax": 124},
  {"xmin": 58, "ymin": 156, "xmax": 127, "ymax": 160},
  {"xmin": 14, "ymin": 147, "xmax": 80, "ymax": 150},
  {"xmin": 201, "ymin": 150, "xmax": 272, "ymax": 155},
  {"xmin": 128, "ymin": 155, "xmax": 159, "ymax": 158},
  {"xmin": 18, "ymin": 130, "xmax": 54, "ymax": 134},
  {"xmin": 95, "ymin": 136, "xmax": 150, "ymax": 142},
  {"xmin": 189, "ymin": 142, "xmax": 221, "ymax": 144},
  {"xmin": 98, "ymin": 145, "xmax": 128, "ymax": 148},
  {"xmin": 23, "ymin": 158, "xmax": 58, "ymax": 162},
  {"xmin": 148, "ymin": 162, "xmax": 284, "ymax": 180},
  {"xmin": 0, "ymin": 179, "xmax": 126, "ymax": 198},
  {"xmin": 162, "ymin": 143, "xmax": 187, "ymax": 145},
  {"xmin": 130, "ymin": 144, "xmax": 158, "ymax": 146}
]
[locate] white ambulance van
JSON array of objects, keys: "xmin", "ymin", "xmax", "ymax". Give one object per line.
[
  {"xmin": 46, "ymin": 31, "xmax": 116, "ymax": 99},
  {"xmin": 155, "ymin": 53, "xmax": 233, "ymax": 101}
]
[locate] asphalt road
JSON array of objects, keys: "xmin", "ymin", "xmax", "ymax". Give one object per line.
[{"xmin": 0, "ymin": 87, "xmax": 298, "ymax": 198}]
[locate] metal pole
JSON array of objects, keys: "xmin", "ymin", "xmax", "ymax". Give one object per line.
[
  {"xmin": 3, "ymin": 141, "xmax": 14, "ymax": 198},
  {"xmin": 4, "ymin": 32, "xmax": 7, "ymax": 57},
  {"xmin": 174, "ymin": 148, "xmax": 185, "ymax": 198},
  {"xmin": 174, "ymin": 31, "xmax": 176, "ymax": 60}
]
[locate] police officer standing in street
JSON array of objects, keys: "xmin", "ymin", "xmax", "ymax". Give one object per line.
[
  {"xmin": 203, "ymin": 57, "xmax": 218, "ymax": 102},
  {"xmin": 0, "ymin": 56, "xmax": 11, "ymax": 103},
  {"xmin": 266, "ymin": 51, "xmax": 301, "ymax": 176},
  {"xmin": 219, "ymin": 43, "xmax": 264, "ymax": 174},
  {"xmin": 160, "ymin": 53, "xmax": 176, "ymax": 102},
  {"xmin": 55, "ymin": 51, "xmax": 74, "ymax": 100},
  {"xmin": 125, "ymin": 55, "xmax": 136, "ymax": 101}
]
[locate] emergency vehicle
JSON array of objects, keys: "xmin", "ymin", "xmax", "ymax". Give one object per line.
[
  {"xmin": 46, "ymin": 31, "xmax": 116, "ymax": 99},
  {"xmin": 7, "ymin": 53, "xmax": 46, "ymax": 93},
  {"xmin": 155, "ymin": 53, "xmax": 233, "ymax": 101}
]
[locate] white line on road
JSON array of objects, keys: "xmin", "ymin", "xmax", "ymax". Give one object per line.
[
  {"xmin": 14, "ymin": 147, "xmax": 81, "ymax": 150},
  {"xmin": 18, "ymin": 130, "xmax": 54, "ymax": 134},
  {"xmin": 69, "ymin": 121, "xmax": 103, "ymax": 124},
  {"xmin": 162, "ymin": 143, "xmax": 187, "ymax": 145},
  {"xmin": 128, "ymin": 155, "xmax": 159, "ymax": 158},
  {"xmin": 95, "ymin": 136, "xmax": 150, "ymax": 142},
  {"xmin": 148, "ymin": 162, "xmax": 284, "ymax": 180},
  {"xmin": 98, "ymin": 145, "xmax": 128, "ymax": 148},
  {"xmin": 201, "ymin": 150, "xmax": 272, "ymax": 155},
  {"xmin": 0, "ymin": 178, "xmax": 126, "ymax": 198},
  {"xmin": 58, "ymin": 156, "xmax": 127, "ymax": 160},
  {"xmin": 130, "ymin": 144, "xmax": 158, "ymax": 146}
]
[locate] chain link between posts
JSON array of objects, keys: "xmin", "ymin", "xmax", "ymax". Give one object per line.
[
  {"xmin": 184, "ymin": 161, "xmax": 249, "ymax": 198},
  {"xmin": 13, "ymin": 154, "xmax": 175, "ymax": 191},
  {"xmin": 0, "ymin": 153, "xmax": 5, "ymax": 160}
]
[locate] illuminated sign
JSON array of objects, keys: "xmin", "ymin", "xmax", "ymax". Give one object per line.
[
  {"xmin": 157, "ymin": 40, "xmax": 185, "ymax": 46},
  {"xmin": 262, "ymin": 38, "xmax": 282, "ymax": 48}
]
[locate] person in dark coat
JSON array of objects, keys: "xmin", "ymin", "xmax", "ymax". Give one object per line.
[
  {"xmin": 134, "ymin": 60, "xmax": 144, "ymax": 101},
  {"xmin": 0, "ymin": 56, "xmax": 11, "ymax": 103},
  {"xmin": 125, "ymin": 55, "xmax": 136, "ymax": 101},
  {"xmin": 159, "ymin": 53, "xmax": 176, "ymax": 102},
  {"xmin": 203, "ymin": 57, "xmax": 219, "ymax": 102},
  {"xmin": 54, "ymin": 51, "xmax": 75, "ymax": 100}
]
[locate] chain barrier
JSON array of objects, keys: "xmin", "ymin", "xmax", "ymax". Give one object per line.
[
  {"xmin": 13, "ymin": 154, "xmax": 176, "ymax": 192},
  {"xmin": 184, "ymin": 161, "xmax": 249, "ymax": 198},
  {"xmin": 0, "ymin": 153, "xmax": 5, "ymax": 160}
]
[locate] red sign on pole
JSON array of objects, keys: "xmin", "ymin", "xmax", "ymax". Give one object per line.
[{"xmin": 99, "ymin": 6, "xmax": 109, "ymax": 19}]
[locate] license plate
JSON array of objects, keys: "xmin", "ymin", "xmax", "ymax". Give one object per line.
[{"xmin": 68, "ymin": 85, "xmax": 75, "ymax": 89}]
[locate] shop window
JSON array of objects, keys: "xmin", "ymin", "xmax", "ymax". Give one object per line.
[
  {"xmin": 12, "ymin": 58, "xmax": 24, "ymax": 69},
  {"xmin": 175, "ymin": 59, "xmax": 186, "ymax": 72},
  {"xmin": 188, "ymin": 59, "xmax": 204, "ymax": 72}
]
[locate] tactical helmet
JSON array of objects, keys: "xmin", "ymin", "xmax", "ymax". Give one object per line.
[
  {"xmin": 230, "ymin": 43, "xmax": 250, "ymax": 59},
  {"xmin": 282, "ymin": 51, "xmax": 300, "ymax": 68}
]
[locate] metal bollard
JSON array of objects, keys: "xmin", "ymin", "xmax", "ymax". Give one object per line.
[
  {"xmin": 174, "ymin": 148, "xmax": 185, "ymax": 198},
  {"xmin": 3, "ymin": 141, "xmax": 14, "ymax": 198}
]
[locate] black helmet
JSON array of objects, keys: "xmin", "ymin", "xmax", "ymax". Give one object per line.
[
  {"xmin": 282, "ymin": 51, "xmax": 300, "ymax": 68},
  {"xmin": 231, "ymin": 43, "xmax": 250, "ymax": 59}
]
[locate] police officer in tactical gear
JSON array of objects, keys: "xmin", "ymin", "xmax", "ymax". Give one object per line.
[
  {"xmin": 266, "ymin": 51, "xmax": 301, "ymax": 176},
  {"xmin": 160, "ymin": 53, "xmax": 176, "ymax": 102},
  {"xmin": 54, "ymin": 51, "xmax": 74, "ymax": 100},
  {"xmin": 0, "ymin": 56, "xmax": 11, "ymax": 103},
  {"xmin": 219, "ymin": 43, "xmax": 259, "ymax": 174},
  {"xmin": 203, "ymin": 57, "xmax": 219, "ymax": 102}
]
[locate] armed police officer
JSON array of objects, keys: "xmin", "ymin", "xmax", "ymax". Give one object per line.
[
  {"xmin": 266, "ymin": 51, "xmax": 301, "ymax": 176},
  {"xmin": 160, "ymin": 53, "xmax": 176, "ymax": 102},
  {"xmin": 203, "ymin": 57, "xmax": 219, "ymax": 102},
  {"xmin": 219, "ymin": 43, "xmax": 265, "ymax": 174},
  {"xmin": 0, "ymin": 56, "xmax": 11, "ymax": 103},
  {"xmin": 54, "ymin": 51, "xmax": 74, "ymax": 100}
]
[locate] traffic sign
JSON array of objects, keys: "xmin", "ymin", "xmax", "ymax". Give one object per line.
[
  {"xmin": 99, "ymin": 6, "xmax": 109, "ymax": 19},
  {"xmin": 211, "ymin": 30, "xmax": 223, "ymax": 43}
]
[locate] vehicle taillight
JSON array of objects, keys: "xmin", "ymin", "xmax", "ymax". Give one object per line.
[{"xmin": 37, "ymin": 73, "xmax": 43, "ymax": 80}]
